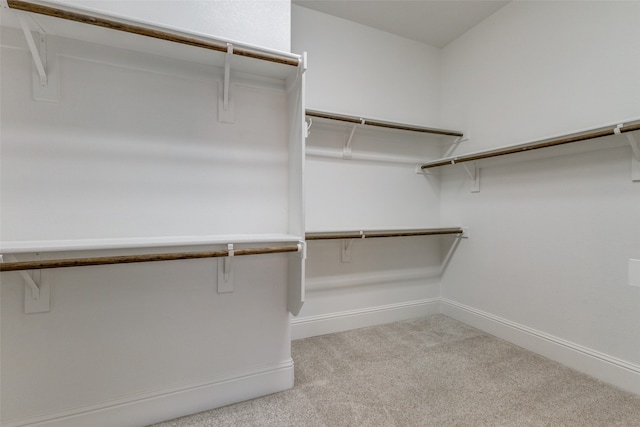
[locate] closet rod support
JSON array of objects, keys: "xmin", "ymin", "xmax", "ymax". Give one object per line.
[
  {"xmin": 462, "ymin": 163, "xmax": 480, "ymax": 192},
  {"xmin": 2, "ymin": 254, "xmax": 40, "ymax": 299},
  {"xmin": 305, "ymin": 118, "xmax": 313, "ymax": 138},
  {"xmin": 343, "ymin": 119, "xmax": 364, "ymax": 159},
  {"xmin": 297, "ymin": 241, "xmax": 307, "ymax": 260},
  {"xmin": 627, "ymin": 131, "xmax": 640, "ymax": 182},
  {"xmin": 217, "ymin": 243, "xmax": 235, "ymax": 293},
  {"xmin": 626, "ymin": 131, "xmax": 640, "ymax": 161},
  {"xmin": 17, "ymin": 13, "xmax": 47, "ymax": 86},
  {"xmin": 341, "ymin": 239, "xmax": 354, "ymax": 263},
  {"xmin": 223, "ymin": 43, "xmax": 233, "ymax": 110},
  {"xmin": 224, "ymin": 243, "xmax": 234, "ymax": 281},
  {"xmin": 444, "ymin": 134, "xmax": 470, "ymax": 158}
]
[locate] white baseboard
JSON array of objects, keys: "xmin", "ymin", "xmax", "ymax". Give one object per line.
[
  {"xmin": 441, "ymin": 298, "xmax": 640, "ymax": 396},
  {"xmin": 4, "ymin": 360, "xmax": 294, "ymax": 427},
  {"xmin": 291, "ymin": 298, "xmax": 441, "ymax": 340}
]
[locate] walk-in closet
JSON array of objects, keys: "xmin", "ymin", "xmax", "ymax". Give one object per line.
[{"xmin": 1, "ymin": 1, "xmax": 639, "ymax": 425}]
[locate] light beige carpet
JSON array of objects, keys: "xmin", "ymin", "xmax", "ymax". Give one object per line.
[{"xmin": 151, "ymin": 315, "xmax": 640, "ymax": 426}]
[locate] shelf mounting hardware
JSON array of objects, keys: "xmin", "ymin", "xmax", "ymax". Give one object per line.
[
  {"xmin": 217, "ymin": 243, "xmax": 235, "ymax": 293},
  {"xmin": 343, "ymin": 119, "xmax": 365, "ymax": 159},
  {"xmin": 218, "ymin": 43, "xmax": 235, "ymax": 123},
  {"xmin": 297, "ymin": 240, "xmax": 307, "ymax": 260},
  {"xmin": 223, "ymin": 43, "xmax": 233, "ymax": 110},
  {"xmin": 1, "ymin": 254, "xmax": 51, "ymax": 314},
  {"xmin": 17, "ymin": 13, "xmax": 47, "ymax": 87},
  {"xmin": 3, "ymin": 254, "xmax": 39, "ymax": 299},
  {"xmin": 443, "ymin": 134, "xmax": 470, "ymax": 158},
  {"xmin": 305, "ymin": 118, "xmax": 313, "ymax": 138},
  {"xmin": 341, "ymin": 231, "xmax": 364, "ymax": 263},
  {"xmin": 461, "ymin": 162, "xmax": 480, "ymax": 192},
  {"xmin": 615, "ymin": 123, "xmax": 640, "ymax": 182},
  {"xmin": 627, "ymin": 132, "xmax": 640, "ymax": 182}
]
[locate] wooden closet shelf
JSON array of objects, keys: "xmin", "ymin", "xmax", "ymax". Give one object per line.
[
  {"xmin": 0, "ymin": 244, "xmax": 300, "ymax": 272},
  {"xmin": 421, "ymin": 121, "xmax": 640, "ymax": 170},
  {"xmin": 306, "ymin": 110, "xmax": 464, "ymax": 137},
  {"xmin": 7, "ymin": 0, "xmax": 300, "ymax": 67},
  {"xmin": 305, "ymin": 228, "xmax": 464, "ymax": 241}
]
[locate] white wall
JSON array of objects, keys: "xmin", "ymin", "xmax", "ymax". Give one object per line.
[
  {"xmin": 0, "ymin": 0, "xmax": 298, "ymax": 424},
  {"xmin": 291, "ymin": 6, "xmax": 448, "ymax": 337},
  {"xmin": 439, "ymin": 0, "xmax": 640, "ymax": 387},
  {"xmin": 44, "ymin": 0, "xmax": 291, "ymax": 52},
  {"xmin": 292, "ymin": 4, "xmax": 441, "ymax": 126},
  {"xmin": 439, "ymin": 0, "xmax": 640, "ymax": 147},
  {"xmin": 293, "ymin": 0, "xmax": 640, "ymax": 394}
]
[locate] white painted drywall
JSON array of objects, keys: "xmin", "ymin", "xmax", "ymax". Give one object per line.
[
  {"xmin": 440, "ymin": 0, "xmax": 640, "ymax": 368},
  {"xmin": 44, "ymin": 0, "xmax": 291, "ymax": 52},
  {"xmin": 0, "ymin": 24, "xmax": 296, "ymax": 425},
  {"xmin": 292, "ymin": 4, "xmax": 441, "ymax": 126},
  {"xmin": 292, "ymin": 5, "xmax": 448, "ymax": 334}
]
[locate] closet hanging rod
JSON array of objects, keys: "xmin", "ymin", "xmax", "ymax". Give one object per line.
[
  {"xmin": 421, "ymin": 122, "xmax": 640, "ymax": 170},
  {"xmin": 306, "ymin": 110, "xmax": 464, "ymax": 137},
  {"xmin": 306, "ymin": 228, "xmax": 464, "ymax": 241},
  {"xmin": 6, "ymin": 0, "xmax": 300, "ymax": 67},
  {"xmin": 0, "ymin": 245, "xmax": 300, "ymax": 272}
]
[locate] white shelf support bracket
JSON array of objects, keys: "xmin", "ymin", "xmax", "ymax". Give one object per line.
[
  {"xmin": 444, "ymin": 133, "xmax": 470, "ymax": 158},
  {"xmin": 297, "ymin": 240, "xmax": 307, "ymax": 260},
  {"xmin": 615, "ymin": 124, "xmax": 640, "ymax": 182},
  {"xmin": 462, "ymin": 162, "xmax": 480, "ymax": 192},
  {"xmin": 460, "ymin": 227, "xmax": 470, "ymax": 239},
  {"xmin": 3, "ymin": 254, "xmax": 39, "ymax": 299},
  {"xmin": 341, "ymin": 239, "xmax": 354, "ymax": 263},
  {"xmin": 298, "ymin": 51, "xmax": 307, "ymax": 78},
  {"xmin": 626, "ymin": 131, "xmax": 640, "ymax": 182},
  {"xmin": 343, "ymin": 119, "xmax": 365, "ymax": 159},
  {"xmin": 217, "ymin": 244, "xmax": 235, "ymax": 293},
  {"xmin": 218, "ymin": 43, "xmax": 235, "ymax": 123},
  {"xmin": 2, "ymin": 254, "xmax": 51, "ymax": 314},
  {"xmin": 305, "ymin": 118, "xmax": 312, "ymax": 138},
  {"xmin": 16, "ymin": 12, "xmax": 59, "ymax": 101},
  {"xmin": 223, "ymin": 43, "xmax": 233, "ymax": 110},
  {"xmin": 341, "ymin": 231, "xmax": 363, "ymax": 263},
  {"xmin": 18, "ymin": 13, "xmax": 47, "ymax": 87}
]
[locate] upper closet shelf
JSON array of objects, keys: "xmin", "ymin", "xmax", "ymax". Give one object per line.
[
  {"xmin": 3, "ymin": 0, "xmax": 302, "ymax": 80},
  {"xmin": 306, "ymin": 110, "xmax": 464, "ymax": 138},
  {"xmin": 306, "ymin": 227, "xmax": 465, "ymax": 241},
  {"xmin": 421, "ymin": 120, "xmax": 640, "ymax": 171},
  {"xmin": 0, "ymin": 234, "xmax": 304, "ymax": 254}
]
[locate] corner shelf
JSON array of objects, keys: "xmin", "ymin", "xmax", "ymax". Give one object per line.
[
  {"xmin": 306, "ymin": 227, "xmax": 464, "ymax": 241},
  {"xmin": 421, "ymin": 120, "xmax": 640, "ymax": 170},
  {"xmin": 304, "ymin": 109, "xmax": 464, "ymax": 165},
  {"xmin": 306, "ymin": 110, "xmax": 463, "ymax": 138}
]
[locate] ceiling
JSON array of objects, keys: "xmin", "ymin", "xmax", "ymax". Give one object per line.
[{"xmin": 292, "ymin": 0, "xmax": 510, "ymax": 48}]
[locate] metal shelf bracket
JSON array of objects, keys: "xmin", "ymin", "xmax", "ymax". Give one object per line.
[
  {"xmin": 218, "ymin": 43, "xmax": 235, "ymax": 123},
  {"xmin": 343, "ymin": 119, "xmax": 365, "ymax": 159},
  {"xmin": 615, "ymin": 124, "xmax": 640, "ymax": 182},
  {"xmin": 297, "ymin": 240, "xmax": 307, "ymax": 260},
  {"xmin": 341, "ymin": 231, "xmax": 364, "ymax": 262},
  {"xmin": 217, "ymin": 243, "xmax": 235, "ymax": 293},
  {"xmin": 305, "ymin": 118, "xmax": 313, "ymax": 138},
  {"xmin": 443, "ymin": 133, "xmax": 470, "ymax": 158},
  {"xmin": 1, "ymin": 254, "xmax": 51, "ymax": 314},
  {"xmin": 462, "ymin": 162, "xmax": 480, "ymax": 192},
  {"xmin": 18, "ymin": 13, "xmax": 47, "ymax": 87}
]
